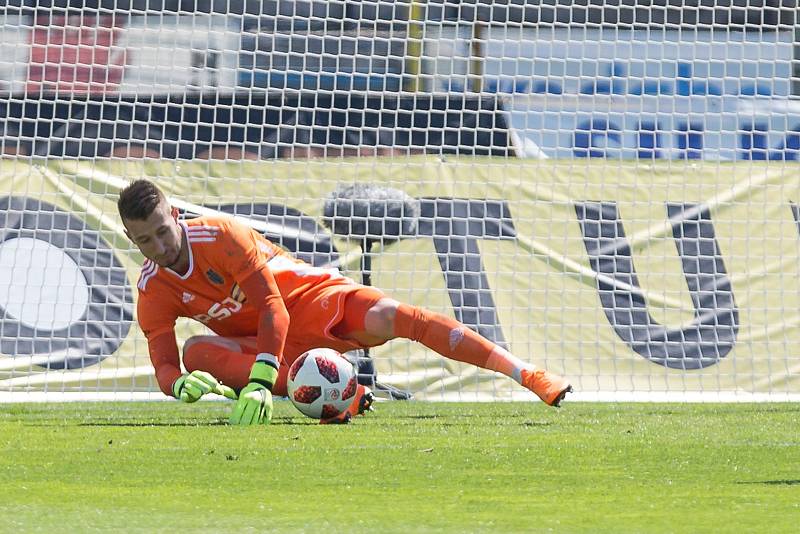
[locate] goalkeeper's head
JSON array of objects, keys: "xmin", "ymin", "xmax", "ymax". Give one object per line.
[{"xmin": 118, "ymin": 179, "xmax": 185, "ymax": 271}]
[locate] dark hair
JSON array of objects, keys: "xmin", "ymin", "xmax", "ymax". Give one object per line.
[{"xmin": 117, "ymin": 179, "xmax": 166, "ymax": 221}]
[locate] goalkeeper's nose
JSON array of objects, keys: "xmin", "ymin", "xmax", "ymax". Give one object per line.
[{"xmin": 154, "ymin": 237, "xmax": 167, "ymax": 256}]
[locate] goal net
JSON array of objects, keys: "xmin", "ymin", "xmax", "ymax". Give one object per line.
[{"xmin": 1, "ymin": 2, "xmax": 798, "ymax": 402}]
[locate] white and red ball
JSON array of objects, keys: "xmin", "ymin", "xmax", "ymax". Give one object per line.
[{"xmin": 287, "ymin": 348, "xmax": 357, "ymax": 420}]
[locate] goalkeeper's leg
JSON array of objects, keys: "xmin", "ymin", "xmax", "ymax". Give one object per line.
[
  {"xmin": 340, "ymin": 297, "xmax": 572, "ymax": 407},
  {"xmin": 182, "ymin": 336, "xmax": 287, "ymax": 394}
]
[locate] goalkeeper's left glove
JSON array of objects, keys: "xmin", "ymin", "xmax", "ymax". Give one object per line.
[
  {"xmin": 229, "ymin": 354, "xmax": 279, "ymax": 426},
  {"xmin": 172, "ymin": 370, "xmax": 222, "ymax": 403}
]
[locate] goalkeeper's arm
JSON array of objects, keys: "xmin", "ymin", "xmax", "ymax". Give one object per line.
[
  {"xmin": 148, "ymin": 329, "xmax": 237, "ymax": 402},
  {"xmin": 148, "ymin": 331, "xmax": 184, "ymax": 398},
  {"xmin": 229, "ymin": 266, "xmax": 289, "ymax": 425},
  {"xmin": 148, "ymin": 331, "xmax": 226, "ymax": 402}
]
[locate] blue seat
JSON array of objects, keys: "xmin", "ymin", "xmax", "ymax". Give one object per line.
[
  {"xmin": 579, "ymin": 61, "xmax": 628, "ymax": 95},
  {"xmin": 738, "ymin": 82, "xmax": 772, "ymax": 96},
  {"xmin": 676, "ymin": 122, "xmax": 704, "ymax": 159},
  {"xmin": 484, "ymin": 79, "xmax": 530, "ymax": 93},
  {"xmin": 637, "ymin": 121, "xmax": 663, "ymax": 159},
  {"xmin": 676, "ymin": 62, "xmax": 723, "ymax": 96},
  {"xmin": 629, "ymin": 80, "xmax": 674, "ymax": 96},
  {"xmin": 573, "ymin": 118, "xmax": 623, "ymax": 158},
  {"xmin": 739, "ymin": 123, "xmax": 769, "ymax": 160},
  {"xmin": 769, "ymin": 128, "xmax": 800, "ymax": 161},
  {"xmin": 530, "ymin": 79, "xmax": 563, "ymax": 94}
]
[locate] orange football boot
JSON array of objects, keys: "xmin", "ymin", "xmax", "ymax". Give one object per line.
[
  {"xmin": 320, "ymin": 385, "xmax": 375, "ymax": 424},
  {"xmin": 521, "ymin": 369, "xmax": 573, "ymax": 407}
]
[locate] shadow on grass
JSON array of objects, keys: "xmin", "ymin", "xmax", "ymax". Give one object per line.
[
  {"xmin": 393, "ymin": 413, "xmax": 551, "ymax": 420},
  {"xmin": 76, "ymin": 421, "xmax": 231, "ymax": 427},
  {"xmin": 374, "ymin": 415, "xmax": 553, "ymax": 428},
  {"xmin": 30, "ymin": 417, "xmax": 310, "ymax": 427},
  {"xmin": 736, "ymin": 480, "xmax": 800, "ymax": 486},
  {"xmin": 643, "ymin": 405, "xmax": 800, "ymax": 416}
]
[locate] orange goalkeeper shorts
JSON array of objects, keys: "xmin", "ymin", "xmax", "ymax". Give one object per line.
[{"xmin": 283, "ymin": 281, "xmax": 386, "ymax": 357}]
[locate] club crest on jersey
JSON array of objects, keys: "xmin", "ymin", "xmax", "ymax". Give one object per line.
[
  {"xmin": 206, "ymin": 269, "xmax": 225, "ymax": 285},
  {"xmin": 182, "ymin": 292, "xmax": 195, "ymax": 304}
]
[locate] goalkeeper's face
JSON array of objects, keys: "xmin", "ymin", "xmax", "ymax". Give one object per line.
[{"xmin": 123, "ymin": 201, "xmax": 184, "ymax": 270}]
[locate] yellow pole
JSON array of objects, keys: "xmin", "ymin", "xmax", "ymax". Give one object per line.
[
  {"xmin": 405, "ymin": 1, "xmax": 425, "ymax": 92},
  {"xmin": 469, "ymin": 21, "xmax": 486, "ymax": 93}
]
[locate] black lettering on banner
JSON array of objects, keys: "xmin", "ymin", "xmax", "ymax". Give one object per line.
[
  {"xmin": 790, "ymin": 202, "xmax": 800, "ymax": 233},
  {"xmin": 417, "ymin": 199, "xmax": 517, "ymax": 348},
  {"xmin": 575, "ymin": 201, "xmax": 739, "ymax": 369},
  {"xmin": 0, "ymin": 197, "xmax": 134, "ymax": 369}
]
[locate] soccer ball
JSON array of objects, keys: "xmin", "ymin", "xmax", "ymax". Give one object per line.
[{"xmin": 287, "ymin": 348, "xmax": 358, "ymax": 420}]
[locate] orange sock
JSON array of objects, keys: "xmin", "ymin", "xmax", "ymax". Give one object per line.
[
  {"xmin": 183, "ymin": 338, "xmax": 289, "ymax": 396},
  {"xmin": 392, "ymin": 304, "xmax": 534, "ymax": 383}
]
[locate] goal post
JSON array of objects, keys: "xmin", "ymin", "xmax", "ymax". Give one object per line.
[{"xmin": 0, "ymin": 2, "xmax": 798, "ymax": 402}]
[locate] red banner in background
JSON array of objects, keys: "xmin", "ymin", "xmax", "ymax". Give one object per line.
[{"xmin": 26, "ymin": 15, "xmax": 127, "ymax": 94}]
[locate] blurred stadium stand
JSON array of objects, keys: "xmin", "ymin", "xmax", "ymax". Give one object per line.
[
  {"xmin": 0, "ymin": 93, "xmax": 511, "ymax": 158},
  {"xmin": 0, "ymin": 1, "xmax": 797, "ymax": 159},
  {"xmin": 0, "ymin": 1, "xmax": 794, "ymax": 27}
]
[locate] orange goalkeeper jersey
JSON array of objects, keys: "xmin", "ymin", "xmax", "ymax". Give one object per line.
[{"xmin": 136, "ymin": 215, "xmax": 346, "ymax": 344}]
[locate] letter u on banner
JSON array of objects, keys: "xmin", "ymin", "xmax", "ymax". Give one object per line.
[{"xmin": 575, "ymin": 201, "xmax": 739, "ymax": 370}]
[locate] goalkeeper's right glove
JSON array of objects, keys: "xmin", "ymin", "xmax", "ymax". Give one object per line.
[
  {"xmin": 172, "ymin": 370, "xmax": 222, "ymax": 403},
  {"xmin": 229, "ymin": 355, "xmax": 278, "ymax": 426}
]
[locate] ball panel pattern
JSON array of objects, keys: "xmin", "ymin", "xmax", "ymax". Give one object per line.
[
  {"xmin": 321, "ymin": 404, "xmax": 341, "ymax": 419},
  {"xmin": 341, "ymin": 376, "xmax": 357, "ymax": 401},
  {"xmin": 315, "ymin": 356, "xmax": 340, "ymax": 384},
  {"xmin": 288, "ymin": 354, "xmax": 307, "ymax": 381},
  {"xmin": 287, "ymin": 348, "xmax": 357, "ymax": 420},
  {"xmin": 292, "ymin": 385, "xmax": 321, "ymax": 404}
]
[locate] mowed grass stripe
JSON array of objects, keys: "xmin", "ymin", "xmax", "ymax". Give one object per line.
[{"xmin": 0, "ymin": 402, "xmax": 797, "ymax": 533}]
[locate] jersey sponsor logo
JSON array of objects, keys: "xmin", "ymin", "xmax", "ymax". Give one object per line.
[
  {"xmin": 230, "ymin": 283, "xmax": 246, "ymax": 304},
  {"xmin": 192, "ymin": 296, "xmax": 243, "ymax": 324},
  {"xmin": 206, "ymin": 268, "xmax": 224, "ymax": 285}
]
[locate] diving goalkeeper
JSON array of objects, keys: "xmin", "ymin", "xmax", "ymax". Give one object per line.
[{"xmin": 119, "ymin": 179, "xmax": 572, "ymax": 426}]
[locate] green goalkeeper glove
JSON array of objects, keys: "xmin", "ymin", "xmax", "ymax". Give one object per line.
[
  {"xmin": 172, "ymin": 370, "xmax": 224, "ymax": 403},
  {"xmin": 229, "ymin": 356, "xmax": 279, "ymax": 426}
]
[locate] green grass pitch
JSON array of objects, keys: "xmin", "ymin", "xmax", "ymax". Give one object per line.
[{"xmin": 0, "ymin": 401, "xmax": 797, "ymax": 533}]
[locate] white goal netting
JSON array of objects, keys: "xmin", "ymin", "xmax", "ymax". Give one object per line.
[{"xmin": 1, "ymin": 1, "xmax": 799, "ymax": 402}]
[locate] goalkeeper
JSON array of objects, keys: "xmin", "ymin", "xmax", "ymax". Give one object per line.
[{"xmin": 119, "ymin": 179, "xmax": 572, "ymax": 426}]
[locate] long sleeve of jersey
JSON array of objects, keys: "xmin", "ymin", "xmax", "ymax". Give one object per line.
[
  {"xmin": 218, "ymin": 218, "xmax": 291, "ymax": 365},
  {"xmin": 238, "ymin": 265, "xmax": 290, "ymax": 365},
  {"xmin": 137, "ymin": 293, "xmax": 181, "ymax": 396},
  {"xmin": 148, "ymin": 331, "xmax": 182, "ymax": 396}
]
